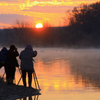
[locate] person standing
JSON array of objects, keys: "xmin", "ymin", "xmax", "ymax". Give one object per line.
[
  {"xmin": 5, "ymin": 45, "xmax": 19, "ymax": 84},
  {"xmin": 0, "ymin": 47, "xmax": 8, "ymax": 69},
  {"xmin": 19, "ymin": 44, "xmax": 37, "ymax": 87}
]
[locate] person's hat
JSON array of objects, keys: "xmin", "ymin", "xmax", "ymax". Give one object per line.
[{"xmin": 10, "ymin": 45, "xmax": 16, "ymax": 50}]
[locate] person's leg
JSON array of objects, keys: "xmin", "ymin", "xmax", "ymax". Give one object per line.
[
  {"xmin": 5, "ymin": 66, "xmax": 9, "ymax": 80},
  {"xmin": 22, "ymin": 70, "xmax": 26, "ymax": 87},
  {"xmin": 11, "ymin": 67, "xmax": 16, "ymax": 84},
  {"xmin": 0, "ymin": 62, "xmax": 4, "ymax": 69},
  {"xmin": 28, "ymin": 71, "xmax": 33, "ymax": 87},
  {"xmin": 5, "ymin": 67, "xmax": 9, "ymax": 84},
  {"xmin": 6, "ymin": 66, "xmax": 13, "ymax": 84}
]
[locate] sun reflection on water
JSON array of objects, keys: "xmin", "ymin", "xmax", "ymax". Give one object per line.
[{"xmin": 7, "ymin": 57, "xmax": 88, "ymax": 92}]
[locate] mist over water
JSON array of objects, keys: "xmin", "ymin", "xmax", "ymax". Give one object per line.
[{"xmin": 0, "ymin": 48, "xmax": 100, "ymax": 100}]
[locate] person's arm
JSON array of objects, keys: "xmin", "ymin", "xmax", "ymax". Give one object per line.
[
  {"xmin": 0, "ymin": 52, "xmax": 1, "ymax": 61},
  {"xmin": 33, "ymin": 50, "xmax": 37, "ymax": 57},
  {"xmin": 14, "ymin": 48, "xmax": 19, "ymax": 57},
  {"xmin": 19, "ymin": 52, "xmax": 22, "ymax": 59}
]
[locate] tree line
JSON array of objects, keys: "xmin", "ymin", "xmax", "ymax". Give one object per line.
[{"xmin": 0, "ymin": 25, "xmax": 100, "ymax": 48}]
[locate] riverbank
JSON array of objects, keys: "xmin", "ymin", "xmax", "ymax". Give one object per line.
[{"xmin": 0, "ymin": 79, "xmax": 40, "ymax": 100}]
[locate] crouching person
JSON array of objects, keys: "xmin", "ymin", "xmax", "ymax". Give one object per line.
[
  {"xmin": 5, "ymin": 45, "xmax": 19, "ymax": 84},
  {"xmin": 19, "ymin": 44, "xmax": 37, "ymax": 87}
]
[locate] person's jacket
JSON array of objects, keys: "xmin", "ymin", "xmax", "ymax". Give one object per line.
[
  {"xmin": 5, "ymin": 49, "xmax": 19, "ymax": 67},
  {"xmin": 0, "ymin": 47, "xmax": 8, "ymax": 62},
  {"xmin": 19, "ymin": 44, "xmax": 37, "ymax": 70}
]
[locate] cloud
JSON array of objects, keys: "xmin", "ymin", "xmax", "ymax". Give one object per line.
[
  {"xmin": 0, "ymin": 0, "xmax": 98, "ymax": 28},
  {"xmin": 22, "ymin": 5, "xmax": 73, "ymax": 13},
  {"xmin": 0, "ymin": 0, "xmax": 98, "ymax": 13},
  {"xmin": 0, "ymin": 0, "xmax": 98, "ymax": 4},
  {"xmin": 0, "ymin": 14, "xmax": 35, "ymax": 25},
  {"xmin": 0, "ymin": 0, "xmax": 19, "ymax": 3},
  {"xmin": 17, "ymin": 0, "xmax": 97, "ymax": 12}
]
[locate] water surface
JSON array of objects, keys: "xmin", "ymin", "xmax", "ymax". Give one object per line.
[{"xmin": 0, "ymin": 48, "xmax": 100, "ymax": 100}]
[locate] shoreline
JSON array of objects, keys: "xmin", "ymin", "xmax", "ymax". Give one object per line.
[{"xmin": 0, "ymin": 81, "xmax": 40, "ymax": 100}]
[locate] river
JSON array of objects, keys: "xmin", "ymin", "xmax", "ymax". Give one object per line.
[{"xmin": 0, "ymin": 48, "xmax": 100, "ymax": 100}]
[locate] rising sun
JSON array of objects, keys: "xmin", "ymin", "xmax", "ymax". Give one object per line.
[{"xmin": 36, "ymin": 23, "xmax": 43, "ymax": 28}]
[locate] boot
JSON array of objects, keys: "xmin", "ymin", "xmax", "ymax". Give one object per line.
[
  {"xmin": 7, "ymin": 78, "xmax": 10, "ymax": 84},
  {"xmin": 7, "ymin": 78, "xmax": 13, "ymax": 84}
]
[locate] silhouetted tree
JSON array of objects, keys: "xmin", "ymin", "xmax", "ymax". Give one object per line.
[{"xmin": 68, "ymin": 2, "xmax": 100, "ymax": 32}]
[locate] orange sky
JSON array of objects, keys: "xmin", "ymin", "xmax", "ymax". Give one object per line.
[{"xmin": 0, "ymin": 0, "xmax": 99, "ymax": 28}]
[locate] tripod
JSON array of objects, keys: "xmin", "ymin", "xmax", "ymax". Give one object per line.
[
  {"xmin": 17, "ymin": 69, "xmax": 41, "ymax": 90},
  {"xmin": 33, "ymin": 71, "xmax": 40, "ymax": 90}
]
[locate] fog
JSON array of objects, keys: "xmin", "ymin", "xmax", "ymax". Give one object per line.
[
  {"xmin": 34, "ymin": 48, "xmax": 100, "ymax": 88},
  {"xmin": 67, "ymin": 49, "xmax": 100, "ymax": 87}
]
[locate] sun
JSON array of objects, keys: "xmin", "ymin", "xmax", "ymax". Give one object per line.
[{"xmin": 36, "ymin": 23, "xmax": 43, "ymax": 28}]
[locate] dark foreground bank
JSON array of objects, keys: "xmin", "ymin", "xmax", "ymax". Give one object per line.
[{"xmin": 0, "ymin": 78, "xmax": 40, "ymax": 100}]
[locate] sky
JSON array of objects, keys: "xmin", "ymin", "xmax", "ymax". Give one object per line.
[{"xmin": 0, "ymin": 0, "xmax": 99, "ymax": 28}]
